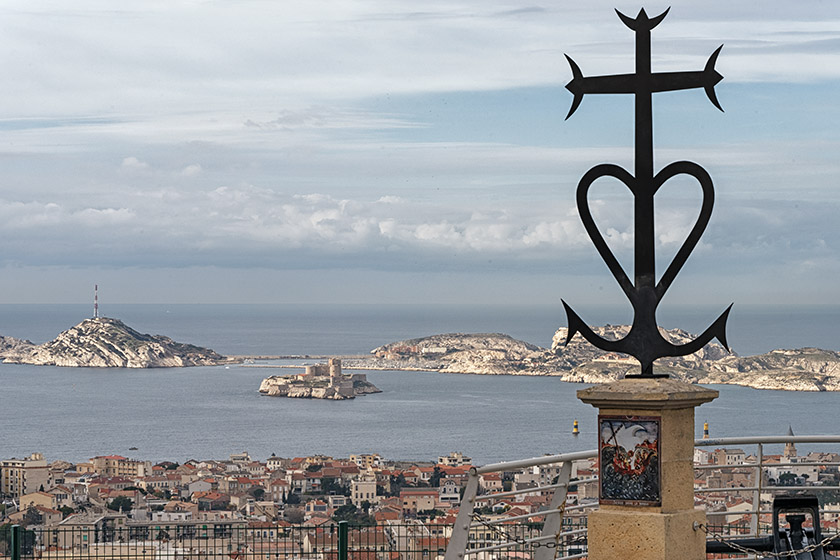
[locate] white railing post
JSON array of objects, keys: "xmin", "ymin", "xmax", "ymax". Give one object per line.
[
  {"xmin": 535, "ymin": 461, "xmax": 573, "ymax": 560},
  {"xmin": 444, "ymin": 468, "xmax": 480, "ymax": 560},
  {"xmin": 751, "ymin": 443, "xmax": 763, "ymax": 537}
]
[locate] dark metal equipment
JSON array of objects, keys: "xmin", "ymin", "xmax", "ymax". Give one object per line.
[
  {"xmin": 773, "ymin": 495, "xmax": 837, "ymax": 560},
  {"xmin": 705, "ymin": 495, "xmax": 840, "ymax": 559},
  {"xmin": 562, "ymin": 8, "xmax": 732, "ymax": 377}
]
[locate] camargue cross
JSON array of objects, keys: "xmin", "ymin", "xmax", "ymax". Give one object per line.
[{"xmin": 562, "ymin": 8, "xmax": 732, "ymax": 377}]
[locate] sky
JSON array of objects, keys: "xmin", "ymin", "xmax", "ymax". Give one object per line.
[{"xmin": 0, "ymin": 1, "xmax": 838, "ymax": 308}]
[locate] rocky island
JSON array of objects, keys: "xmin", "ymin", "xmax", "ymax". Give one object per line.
[
  {"xmin": 0, "ymin": 317, "xmax": 234, "ymax": 368},
  {"xmin": 259, "ymin": 358, "xmax": 381, "ymax": 400},
  {"xmin": 350, "ymin": 326, "xmax": 840, "ymax": 391}
]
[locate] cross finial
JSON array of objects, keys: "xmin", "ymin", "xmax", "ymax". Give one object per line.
[{"xmin": 562, "ymin": 8, "xmax": 731, "ymax": 377}]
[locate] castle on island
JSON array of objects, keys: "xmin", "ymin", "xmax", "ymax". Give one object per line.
[
  {"xmin": 259, "ymin": 358, "xmax": 381, "ymax": 400},
  {"xmin": 302, "ymin": 358, "xmax": 359, "ymax": 399}
]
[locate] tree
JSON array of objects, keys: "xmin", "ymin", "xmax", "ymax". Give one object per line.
[
  {"xmin": 332, "ymin": 504, "xmax": 374, "ymax": 526},
  {"xmin": 333, "ymin": 503, "xmax": 357, "ymax": 518},
  {"xmin": 108, "ymin": 496, "xmax": 133, "ymax": 513},
  {"xmin": 321, "ymin": 477, "xmax": 336, "ymax": 493},
  {"xmin": 526, "ymin": 521, "xmax": 544, "ymax": 531},
  {"xmin": 250, "ymin": 487, "xmax": 266, "ymax": 500},
  {"xmin": 779, "ymin": 472, "xmax": 797, "ymax": 486},
  {"xmin": 321, "ymin": 477, "xmax": 346, "ymax": 496},
  {"xmin": 389, "ymin": 473, "xmax": 406, "ymax": 496},
  {"xmin": 59, "ymin": 506, "xmax": 75, "ymax": 518},
  {"xmin": 285, "ymin": 507, "xmax": 305, "ymax": 524},
  {"xmin": 286, "ymin": 492, "xmax": 301, "ymax": 505},
  {"xmin": 815, "ymin": 488, "xmax": 840, "ymax": 507},
  {"xmin": 23, "ymin": 507, "xmax": 43, "ymax": 527},
  {"xmin": 429, "ymin": 467, "xmax": 443, "ymax": 488},
  {"xmin": 0, "ymin": 524, "xmax": 10, "ymax": 555},
  {"xmin": 417, "ymin": 508, "xmax": 443, "ymax": 521}
]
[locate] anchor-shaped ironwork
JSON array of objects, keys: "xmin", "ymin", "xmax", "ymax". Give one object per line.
[{"xmin": 562, "ymin": 7, "xmax": 732, "ymax": 378}]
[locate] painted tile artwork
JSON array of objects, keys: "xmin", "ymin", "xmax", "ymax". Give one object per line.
[{"xmin": 599, "ymin": 415, "xmax": 661, "ymax": 505}]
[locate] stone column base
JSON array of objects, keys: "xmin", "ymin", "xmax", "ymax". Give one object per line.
[{"xmin": 587, "ymin": 508, "xmax": 707, "ymax": 560}]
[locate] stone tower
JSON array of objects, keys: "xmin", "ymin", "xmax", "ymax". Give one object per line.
[
  {"xmin": 329, "ymin": 358, "xmax": 342, "ymax": 379},
  {"xmin": 784, "ymin": 425, "xmax": 797, "ymax": 458}
]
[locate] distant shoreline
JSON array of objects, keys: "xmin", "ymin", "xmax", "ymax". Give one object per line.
[
  {"xmin": 230, "ymin": 330, "xmax": 840, "ymax": 392},
  {"xmin": 236, "ymin": 356, "xmax": 438, "ymax": 374},
  {"xmin": 232, "ymin": 354, "xmax": 368, "ymax": 360}
]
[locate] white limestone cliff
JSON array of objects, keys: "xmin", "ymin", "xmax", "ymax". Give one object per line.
[
  {"xmin": 358, "ymin": 328, "xmax": 840, "ymax": 391},
  {"xmin": 0, "ymin": 317, "xmax": 233, "ymax": 368}
]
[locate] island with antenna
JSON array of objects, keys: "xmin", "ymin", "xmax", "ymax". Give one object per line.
[
  {"xmin": 0, "ymin": 286, "xmax": 235, "ymax": 368},
  {"xmin": 0, "ymin": 316, "xmax": 235, "ymax": 368}
]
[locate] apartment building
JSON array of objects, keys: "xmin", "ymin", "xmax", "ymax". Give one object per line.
[
  {"xmin": 1, "ymin": 453, "xmax": 50, "ymax": 499},
  {"xmin": 90, "ymin": 455, "xmax": 152, "ymax": 478}
]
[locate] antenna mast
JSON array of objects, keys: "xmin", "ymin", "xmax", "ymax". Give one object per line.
[{"xmin": 94, "ymin": 284, "xmax": 99, "ymax": 318}]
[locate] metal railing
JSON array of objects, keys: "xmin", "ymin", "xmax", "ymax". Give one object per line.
[
  {"xmin": 443, "ymin": 450, "xmax": 598, "ymax": 560},
  {"xmin": 695, "ymin": 435, "xmax": 840, "ymax": 539},
  {"xmin": 1, "ymin": 521, "xmax": 457, "ymax": 560},
  {"xmin": 442, "ymin": 434, "xmax": 840, "ymax": 560},
  {"xmin": 3, "ymin": 436, "xmax": 840, "ymax": 560}
]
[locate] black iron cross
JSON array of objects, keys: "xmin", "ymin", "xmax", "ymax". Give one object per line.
[{"xmin": 562, "ymin": 8, "xmax": 732, "ymax": 377}]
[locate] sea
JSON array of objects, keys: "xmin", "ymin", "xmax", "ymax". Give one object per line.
[{"xmin": 1, "ymin": 302, "xmax": 839, "ymax": 466}]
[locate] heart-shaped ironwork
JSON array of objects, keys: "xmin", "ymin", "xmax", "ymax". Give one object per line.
[
  {"xmin": 565, "ymin": 161, "xmax": 731, "ymax": 374},
  {"xmin": 576, "ymin": 161, "xmax": 714, "ymax": 305}
]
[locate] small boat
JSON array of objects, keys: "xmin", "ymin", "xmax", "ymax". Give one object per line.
[{"xmin": 129, "ymin": 447, "xmax": 138, "ymax": 450}]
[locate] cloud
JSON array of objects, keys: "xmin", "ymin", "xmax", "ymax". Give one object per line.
[
  {"xmin": 180, "ymin": 164, "xmax": 202, "ymax": 177},
  {"xmin": 1, "ymin": 179, "xmax": 834, "ymax": 279},
  {"xmin": 121, "ymin": 156, "xmax": 148, "ymax": 169},
  {"xmin": 243, "ymin": 107, "xmax": 422, "ymax": 131},
  {"xmin": 0, "ymin": 1, "xmax": 838, "ymax": 306},
  {"xmin": 0, "ymin": 1, "xmax": 837, "ymax": 126}
]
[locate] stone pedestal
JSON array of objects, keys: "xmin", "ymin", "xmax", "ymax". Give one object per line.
[{"xmin": 578, "ymin": 378, "xmax": 718, "ymax": 560}]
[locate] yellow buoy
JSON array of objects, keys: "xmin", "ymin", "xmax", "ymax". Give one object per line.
[
  {"xmin": 573, "ymin": 419, "xmax": 580, "ymax": 435},
  {"xmin": 703, "ymin": 421, "xmax": 709, "ymax": 439}
]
